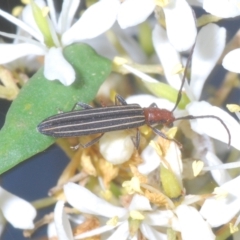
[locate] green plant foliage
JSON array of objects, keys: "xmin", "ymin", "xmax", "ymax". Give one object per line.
[{"xmin": 0, "ymin": 44, "xmax": 112, "ymax": 174}]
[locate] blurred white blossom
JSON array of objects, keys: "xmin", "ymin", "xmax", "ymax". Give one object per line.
[{"xmin": 0, "ymin": 186, "xmax": 36, "ymax": 236}]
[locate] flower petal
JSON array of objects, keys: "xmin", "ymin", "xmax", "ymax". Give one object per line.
[
  {"xmin": 112, "ymin": 25, "xmax": 147, "ymax": 63},
  {"xmin": 222, "ymin": 49, "xmax": 240, "ymax": 73},
  {"xmin": 163, "ymin": 0, "xmax": 197, "ymax": 51},
  {"xmin": 54, "ymin": 201, "xmax": 74, "ymax": 240},
  {"xmin": 128, "ymin": 194, "xmax": 152, "ymax": 211},
  {"xmin": 200, "ymin": 175, "xmax": 240, "ymax": 227},
  {"xmin": 140, "ymin": 223, "xmax": 167, "ymax": 240},
  {"xmin": 99, "ymin": 130, "xmax": 135, "ymax": 165},
  {"xmin": 0, "ymin": 43, "xmax": 45, "ymax": 64},
  {"xmin": 62, "ymin": 0, "xmax": 120, "ymax": 45},
  {"xmin": 126, "ymin": 94, "xmax": 174, "ymax": 110},
  {"xmin": 57, "ymin": 0, "xmax": 80, "ymax": 34},
  {"xmin": 176, "ymin": 205, "xmax": 215, "ymax": 240},
  {"xmin": 191, "ymin": 24, "xmax": 226, "ymax": 100},
  {"xmin": 64, "ymin": 183, "xmax": 127, "ymax": 218},
  {"xmin": 152, "ymin": 24, "xmax": 182, "ymax": 90},
  {"xmin": 203, "ymin": 0, "xmax": 240, "ymax": 18},
  {"xmin": 47, "ymin": 222, "xmax": 57, "ymax": 239},
  {"xmin": 46, "ymin": 0, "xmax": 57, "ymax": 29},
  {"xmin": 118, "ymin": 0, "xmax": 155, "ymax": 28},
  {"xmin": 139, "ymin": 141, "xmax": 161, "ymax": 175},
  {"xmin": 106, "ymin": 221, "xmax": 129, "ymax": 240},
  {"xmin": 0, "ymin": 187, "xmax": 36, "ymax": 229},
  {"xmin": 144, "ymin": 210, "xmax": 175, "ymax": 227},
  {"xmin": 44, "ymin": 47, "xmax": 75, "ymax": 86},
  {"xmin": 205, "ymin": 151, "xmax": 232, "ymax": 185},
  {"xmin": 186, "ymin": 101, "xmax": 240, "ymax": 150},
  {"xmin": 0, "ymin": 8, "xmax": 43, "ymax": 42}
]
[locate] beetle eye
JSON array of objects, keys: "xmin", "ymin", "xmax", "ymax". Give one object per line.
[{"xmin": 167, "ymin": 122, "xmax": 173, "ymax": 128}]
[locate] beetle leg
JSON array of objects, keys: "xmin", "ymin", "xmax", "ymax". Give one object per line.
[
  {"xmin": 71, "ymin": 133, "xmax": 104, "ymax": 149},
  {"xmin": 115, "ymin": 94, "xmax": 127, "ymax": 105},
  {"xmin": 149, "ymin": 103, "xmax": 158, "ymax": 108},
  {"xmin": 72, "ymin": 102, "xmax": 93, "ymax": 111},
  {"xmin": 131, "ymin": 128, "xmax": 140, "ymax": 149},
  {"xmin": 149, "ymin": 126, "xmax": 182, "ymax": 148}
]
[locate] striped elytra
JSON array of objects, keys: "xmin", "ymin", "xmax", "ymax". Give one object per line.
[{"xmin": 37, "ymin": 104, "xmax": 146, "ymax": 137}]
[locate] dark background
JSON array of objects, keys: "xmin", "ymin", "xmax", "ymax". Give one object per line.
[{"xmin": 0, "ymin": 0, "xmax": 240, "ymax": 239}]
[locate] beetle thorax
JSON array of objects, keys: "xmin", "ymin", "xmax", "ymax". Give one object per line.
[{"xmin": 143, "ymin": 108, "xmax": 175, "ymax": 127}]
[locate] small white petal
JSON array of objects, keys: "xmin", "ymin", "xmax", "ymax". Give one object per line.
[
  {"xmin": 112, "ymin": 25, "xmax": 147, "ymax": 63},
  {"xmin": 47, "ymin": 222, "xmax": 57, "ymax": 239},
  {"xmin": 176, "ymin": 205, "xmax": 215, "ymax": 240},
  {"xmin": 46, "ymin": 0, "xmax": 57, "ymax": 29},
  {"xmin": 64, "ymin": 183, "xmax": 127, "ymax": 218},
  {"xmin": 163, "ymin": 0, "xmax": 197, "ymax": 51},
  {"xmin": 126, "ymin": 94, "xmax": 174, "ymax": 110},
  {"xmin": 200, "ymin": 175, "xmax": 240, "ymax": 227},
  {"xmin": 205, "ymin": 151, "xmax": 232, "ymax": 185},
  {"xmin": 99, "ymin": 130, "xmax": 135, "ymax": 165},
  {"xmin": 140, "ymin": 223, "xmax": 167, "ymax": 240},
  {"xmin": 186, "ymin": 101, "xmax": 240, "ymax": 150},
  {"xmin": 54, "ymin": 201, "xmax": 74, "ymax": 240},
  {"xmin": 62, "ymin": 0, "xmax": 120, "ymax": 45},
  {"xmin": 0, "ymin": 187, "xmax": 36, "ymax": 229},
  {"xmin": 0, "ymin": 9, "xmax": 43, "ymax": 42},
  {"xmin": 44, "ymin": 47, "xmax": 75, "ymax": 86},
  {"xmin": 128, "ymin": 194, "xmax": 152, "ymax": 211},
  {"xmin": 57, "ymin": 0, "xmax": 80, "ymax": 34},
  {"xmin": 139, "ymin": 142, "xmax": 161, "ymax": 175},
  {"xmin": 118, "ymin": 0, "xmax": 155, "ymax": 28},
  {"xmin": 0, "ymin": 43, "xmax": 45, "ymax": 64},
  {"xmin": 222, "ymin": 49, "xmax": 240, "ymax": 73},
  {"xmin": 106, "ymin": 221, "xmax": 129, "ymax": 240},
  {"xmin": 191, "ymin": 24, "xmax": 226, "ymax": 100},
  {"xmin": 144, "ymin": 210, "xmax": 175, "ymax": 227},
  {"xmin": 152, "ymin": 24, "xmax": 182, "ymax": 90},
  {"xmin": 0, "ymin": 31, "xmax": 46, "ymax": 50},
  {"xmin": 203, "ymin": 0, "xmax": 240, "ymax": 18}
]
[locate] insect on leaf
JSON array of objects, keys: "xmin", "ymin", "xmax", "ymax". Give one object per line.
[{"xmin": 0, "ymin": 43, "xmax": 112, "ymax": 174}]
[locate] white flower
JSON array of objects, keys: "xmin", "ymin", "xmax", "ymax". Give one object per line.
[
  {"xmin": 0, "ymin": 186, "xmax": 36, "ymax": 236},
  {"xmin": 0, "ymin": 0, "xmax": 80, "ymax": 85},
  {"xmin": 84, "ymin": 0, "xmax": 196, "ymax": 52},
  {"xmin": 0, "ymin": 0, "xmax": 112, "ymax": 86},
  {"xmin": 54, "ymin": 182, "xmax": 173, "ymax": 239},
  {"xmin": 121, "ymin": 23, "xmax": 240, "ymax": 186},
  {"xmin": 151, "ymin": 23, "xmax": 240, "ymax": 151},
  {"xmin": 200, "ymin": 175, "xmax": 240, "ymax": 228},
  {"xmin": 53, "ymin": 183, "xmax": 215, "ymax": 240},
  {"xmin": 175, "ymin": 204, "xmax": 215, "ymax": 240}
]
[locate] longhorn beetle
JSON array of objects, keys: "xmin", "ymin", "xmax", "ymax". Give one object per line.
[{"xmin": 37, "ymin": 46, "xmax": 231, "ymax": 149}]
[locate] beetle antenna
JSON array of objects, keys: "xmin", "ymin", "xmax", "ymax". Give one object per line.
[
  {"xmin": 171, "ymin": 43, "xmax": 196, "ymax": 113},
  {"xmin": 174, "ymin": 115, "xmax": 231, "ymax": 146}
]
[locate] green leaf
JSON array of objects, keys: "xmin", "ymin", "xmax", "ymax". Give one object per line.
[{"xmin": 0, "ymin": 43, "xmax": 112, "ymax": 174}]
